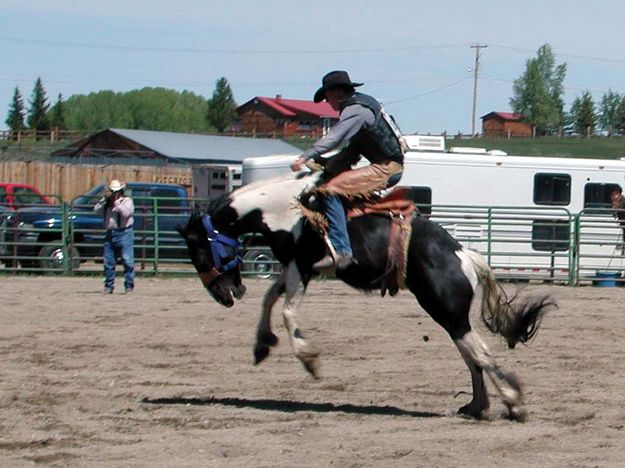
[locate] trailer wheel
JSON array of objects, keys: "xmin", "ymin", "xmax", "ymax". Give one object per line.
[{"xmin": 242, "ymin": 248, "xmax": 280, "ymax": 279}]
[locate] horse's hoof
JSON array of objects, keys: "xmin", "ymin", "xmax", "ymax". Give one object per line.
[
  {"xmin": 302, "ymin": 357, "xmax": 321, "ymax": 379},
  {"xmin": 504, "ymin": 405, "xmax": 527, "ymax": 423},
  {"xmin": 254, "ymin": 346, "xmax": 270, "ymax": 365},
  {"xmin": 261, "ymin": 331, "xmax": 279, "ymax": 347},
  {"xmin": 457, "ymin": 403, "xmax": 489, "ymax": 420}
]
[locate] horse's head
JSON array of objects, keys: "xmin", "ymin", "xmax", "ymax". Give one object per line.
[{"xmin": 177, "ymin": 211, "xmax": 246, "ymax": 307}]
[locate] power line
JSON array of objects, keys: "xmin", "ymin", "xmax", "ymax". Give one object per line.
[
  {"xmin": 490, "ymin": 44, "xmax": 625, "ymax": 65},
  {"xmin": 0, "ymin": 36, "xmax": 466, "ymax": 55},
  {"xmin": 384, "ymin": 77, "xmax": 470, "ymax": 105}
]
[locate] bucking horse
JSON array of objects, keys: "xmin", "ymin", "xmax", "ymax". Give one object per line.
[{"xmin": 176, "ymin": 169, "xmax": 556, "ymax": 421}]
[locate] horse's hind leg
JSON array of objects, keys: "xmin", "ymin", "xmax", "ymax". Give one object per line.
[
  {"xmin": 254, "ymin": 274, "xmax": 285, "ymax": 365},
  {"xmin": 454, "ymin": 337, "xmax": 490, "ymax": 420},
  {"xmin": 454, "ymin": 330, "xmax": 526, "ymax": 421}
]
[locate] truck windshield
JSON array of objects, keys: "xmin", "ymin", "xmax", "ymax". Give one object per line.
[{"xmin": 73, "ymin": 184, "xmax": 105, "ymax": 208}]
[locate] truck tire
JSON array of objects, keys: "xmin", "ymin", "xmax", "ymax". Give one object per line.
[
  {"xmin": 38, "ymin": 242, "xmax": 80, "ymax": 273},
  {"xmin": 242, "ymin": 248, "xmax": 280, "ymax": 279}
]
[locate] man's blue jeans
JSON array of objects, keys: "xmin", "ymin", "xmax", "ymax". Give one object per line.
[
  {"xmin": 322, "ymin": 194, "xmax": 352, "ymax": 256},
  {"xmin": 103, "ymin": 228, "xmax": 135, "ymax": 290}
]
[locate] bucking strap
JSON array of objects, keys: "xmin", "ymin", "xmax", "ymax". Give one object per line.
[{"xmin": 380, "ymin": 209, "xmax": 415, "ymax": 297}]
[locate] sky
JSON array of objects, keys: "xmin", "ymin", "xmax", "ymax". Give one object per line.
[{"xmin": 2, "ymin": 0, "xmax": 625, "ymax": 135}]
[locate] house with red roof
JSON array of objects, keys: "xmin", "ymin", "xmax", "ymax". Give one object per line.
[
  {"xmin": 481, "ymin": 112, "xmax": 533, "ymax": 137},
  {"xmin": 236, "ymin": 95, "xmax": 339, "ymax": 138}
]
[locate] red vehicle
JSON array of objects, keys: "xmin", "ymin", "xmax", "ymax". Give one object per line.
[{"xmin": 0, "ymin": 183, "xmax": 52, "ymax": 210}]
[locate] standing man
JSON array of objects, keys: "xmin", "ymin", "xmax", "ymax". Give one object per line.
[
  {"xmin": 94, "ymin": 180, "xmax": 135, "ymax": 293},
  {"xmin": 291, "ymin": 70, "xmax": 405, "ymax": 271},
  {"xmin": 611, "ymin": 186, "xmax": 625, "ymax": 254}
]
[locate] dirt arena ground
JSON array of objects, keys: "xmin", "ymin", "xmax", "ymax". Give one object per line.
[{"xmin": 1, "ymin": 275, "xmax": 625, "ymax": 467}]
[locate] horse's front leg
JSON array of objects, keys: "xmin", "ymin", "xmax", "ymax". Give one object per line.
[
  {"xmin": 281, "ymin": 261, "xmax": 320, "ymax": 378},
  {"xmin": 254, "ymin": 273, "xmax": 285, "ymax": 365}
]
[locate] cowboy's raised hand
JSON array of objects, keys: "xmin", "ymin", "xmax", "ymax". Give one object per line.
[{"xmin": 291, "ymin": 157, "xmax": 306, "ymax": 172}]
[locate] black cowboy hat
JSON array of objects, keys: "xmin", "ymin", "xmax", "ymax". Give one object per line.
[{"xmin": 313, "ymin": 70, "xmax": 363, "ymax": 103}]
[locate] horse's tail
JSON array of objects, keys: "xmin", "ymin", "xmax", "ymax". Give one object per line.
[{"xmin": 462, "ymin": 248, "xmax": 557, "ymax": 349}]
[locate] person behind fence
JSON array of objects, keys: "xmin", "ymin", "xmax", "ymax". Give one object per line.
[
  {"xmin": 290, "ymin": 70, "xmax": 406, "ymax": 271},
  {"xmin": 610, "ymin": 186, "xmax": 625, "ymax": 252},
  {"xmin": 94, "ymin": 180, "xmax": 135, "ymax": 293}
]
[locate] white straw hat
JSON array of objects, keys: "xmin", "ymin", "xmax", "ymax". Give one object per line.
[{"xmin": 108, "ymin": 180, "xmax": 126, "ymax": 192}]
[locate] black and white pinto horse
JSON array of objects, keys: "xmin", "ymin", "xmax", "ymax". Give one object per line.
[{"xmin": 177, "ymin": 171, "xmax": 555, "ymax": 421}]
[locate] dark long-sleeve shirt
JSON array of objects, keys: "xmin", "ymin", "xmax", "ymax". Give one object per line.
[{"xmin": 301, "ymin": 104, "xmax": 374, "ymax": 161}]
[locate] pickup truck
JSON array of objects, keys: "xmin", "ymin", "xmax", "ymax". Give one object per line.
[
  {"xmin": 5, "ymin": 182, "xmax": 191, "ymax": 270},
  {"xmin": 0, "ymin": 183, "xmax": 52, "ymax": 210}
]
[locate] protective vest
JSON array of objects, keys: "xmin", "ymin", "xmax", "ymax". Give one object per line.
[{"xmin": 339, "ymin": 93, "xmax": 404, "ymax": 165}]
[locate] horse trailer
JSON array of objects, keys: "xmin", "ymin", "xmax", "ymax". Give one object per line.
[{"xmin": 241, "ymin": 137, "xmax": 625, "ymax": 283}]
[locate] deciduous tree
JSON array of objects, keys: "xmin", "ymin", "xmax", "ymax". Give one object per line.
[{"xmin": 510, "ymin": 44, "xmax": 566, "ymax": 135}]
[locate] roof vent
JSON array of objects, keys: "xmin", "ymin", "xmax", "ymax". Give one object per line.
[
  {"xmin": 449, "ymin": 147, "xmax": 488, "ymax": 154},
  {"xmin": 403, "ymin": 135, "xmax": 445, "ymax": 152}
]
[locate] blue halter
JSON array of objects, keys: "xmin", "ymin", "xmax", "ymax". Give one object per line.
[{"xmin": 201, "ymin": 214, "xmax": 241, "ymax": 273}]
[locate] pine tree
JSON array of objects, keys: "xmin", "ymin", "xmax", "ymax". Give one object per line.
[
  {"xmin": 50, "ymin": 93, "xmax": 66, "ymax": 130},
  {"xmin": 206, "ymin": 77, "xmax": 237, "ymax": 133},
  {"xmin": 27, "ymin": 77, "xmax": 50, "ymax": 132},
  {"xmin": 569, "ymin": 91, "xmax": 597, "ymax": 137},
  {"xmin": 599, "ymin": 90, "xmax": 623, "ymax": 136},
  {"xmin": 5, "ymin": 86, "xmax": 26, "ymax": 132}
]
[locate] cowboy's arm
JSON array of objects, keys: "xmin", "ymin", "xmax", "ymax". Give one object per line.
[
  {"xmin": 94, "ymin": 196, "xmax": 110, "ymax": 214},
  {"xmin": 113, "ymin": 197, "xmax": 134, "ymax": 217},
  {"xmin": 324, "ymin": 146, "xmax": 362, "ymax": 176},
  {"xmin": 291, "ymin": 106, "xmax": 373, "ymax": 171}
]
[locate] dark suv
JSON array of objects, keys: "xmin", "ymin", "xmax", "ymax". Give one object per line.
[{"xmin": 6, "ymin": 182, "xmax": 191, "ymax": 270}]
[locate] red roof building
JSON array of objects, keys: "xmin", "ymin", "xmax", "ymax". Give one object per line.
[
  {"xmin": 481, "ymin": 112, "xmax": 533, "ymax": 137},
  {"xmin": 236, "ymin": 95, "xmax": 339, "ymax": 138}
]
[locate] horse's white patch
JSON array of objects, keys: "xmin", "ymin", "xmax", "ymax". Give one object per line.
[
  {"xmin": 230, "ymin": 172, "xmax": 321, "ymax": 232},
  {"xmin": 455, "ymin": 248, "xmax": 479, "ymax": 291}
]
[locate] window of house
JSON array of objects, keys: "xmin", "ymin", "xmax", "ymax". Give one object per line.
[
  {"xmin": 533, "ymin": 173, "xmax": 571, "ymax": 205},
  {"xmin": 531, "ymin": 219, "xmax": 570, "ymax": 251}
]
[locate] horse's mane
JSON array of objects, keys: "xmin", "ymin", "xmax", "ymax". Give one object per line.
[{"xmin": 204, "ymin": 193, "xmax": 231, "ymax": 215}]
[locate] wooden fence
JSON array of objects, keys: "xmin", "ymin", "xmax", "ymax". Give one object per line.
[{"xmin": 0, "ymin": 161, "xmax": 192, "ymax": 201}]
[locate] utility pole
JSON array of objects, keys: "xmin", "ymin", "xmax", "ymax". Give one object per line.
[{"xmin": 470, "ymin": 44, "xmax": 487, "ymax": 138}]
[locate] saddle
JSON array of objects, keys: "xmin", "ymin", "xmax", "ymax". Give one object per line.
[{"xmin": 300, "ymin": 186, "xmax": 417, "ymax": 297}]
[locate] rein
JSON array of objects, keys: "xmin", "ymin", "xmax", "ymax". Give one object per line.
[{"xmin": 198, "ymin": 214, "xmax": 241, "ymax": 287}]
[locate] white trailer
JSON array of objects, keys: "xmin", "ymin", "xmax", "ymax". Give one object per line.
[{"xmin": 241, "ymin": 139, "xmax": 625, "ymax": 283}]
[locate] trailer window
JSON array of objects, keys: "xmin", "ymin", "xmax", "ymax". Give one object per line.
[
  {"xmin": 407, "ymin": 186, "xmax": 432, "ymax": 215},
  {"xmin": 533, "ymin": 173, "xmax": 571, "ymax": 205},
  {"xmin": 584, "ymin": 183, "xmax": 621, "ymax": 210},
  {"xmin": 531, "ymin": 219, "xmax": 569, "ymax": 251}
]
